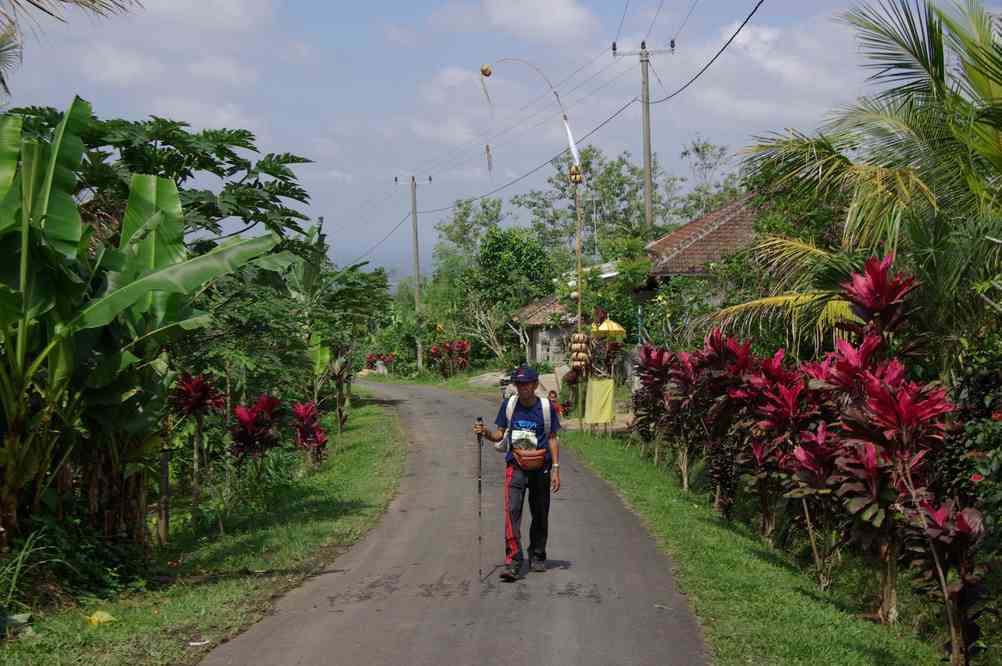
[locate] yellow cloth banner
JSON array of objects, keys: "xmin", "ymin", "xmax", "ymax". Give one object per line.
[{"xmin": 583, "ymin": 378, "xmax": 615, "ymax": 424}]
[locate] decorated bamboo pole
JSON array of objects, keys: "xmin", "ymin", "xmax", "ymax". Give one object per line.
[{"xmin": 569, "ymin": 164, "xmax": 586, "ymax": 430}]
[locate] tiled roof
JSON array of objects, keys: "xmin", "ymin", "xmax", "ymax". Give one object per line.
[
  {"xmin": 512, "ymin": 295, "xmax": 570, "ymax": 327},
  {"xmin": 646, "ymin": 194, "xmax": 757, "ymax": 277}
]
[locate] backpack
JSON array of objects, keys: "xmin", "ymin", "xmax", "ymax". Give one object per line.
[{"xmin": 494, "ymin": 396, "xmax": 551, "ymax": 453}]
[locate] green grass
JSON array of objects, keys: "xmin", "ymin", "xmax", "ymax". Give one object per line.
[
  {"xmin": 562, "ymin": 431, "xmax": 942, "ymax": 666},
  {"xmin": 3, "ymin": 394, "xmax": 406, "ymax": 666},
  {"xmin": 361, "ymin": 369, "xmax": 501, "ymax": 397}
]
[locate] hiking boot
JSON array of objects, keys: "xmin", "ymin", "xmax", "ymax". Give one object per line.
[
  {"xmin": 529, "ymin": 559, "xmax": 546, "ymax": 573},
  {"xmin": 499, "ymin": 563, "xmax": 521, "ymax": 582}
]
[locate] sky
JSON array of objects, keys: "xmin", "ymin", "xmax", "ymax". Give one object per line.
[{"xmin": 15, "ymin": 0, "xmax": 882, "ymax": 278}]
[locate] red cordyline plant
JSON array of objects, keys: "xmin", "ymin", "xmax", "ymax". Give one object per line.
[
  {"xmin": 787, "ymin": 421, "xmax": 848, "ymax": 589},
  {"xmin": 292, "ymin": 401, "xmax": 328, "ymax": 464},
  {"xmin": 365, "ymin": 353, "xmax": 396, "ymax": 370},
  {"xmin": 427, "ymin": 339, "xmax": 470, "ymax": 378},
  {"xmin": 170, "ymin": 373, "xmax": 225, "ymax": 516},
  {"xmin": 230, "ymin": 394, "xmax": 283, "ymax": 463},
  {"xmin": 633, "ymin": 344, "xmax": 673, "ymax": 445},
  {"xmin": 905, "ymin": 499, "xmax": 990, "ymax": 665}
]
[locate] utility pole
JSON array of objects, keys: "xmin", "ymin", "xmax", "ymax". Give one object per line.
[
  {"xmin": 397, "ymin": 175, "xmax": 432, "ymax": 372},
  {"xmin": 613, "ymin": 39, "xmax": 674, "ymax": 227}
]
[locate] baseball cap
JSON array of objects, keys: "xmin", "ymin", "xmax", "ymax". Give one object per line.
[{"xmin": 511, "ymin": 366, "xmax": 539, "ymax": 384}]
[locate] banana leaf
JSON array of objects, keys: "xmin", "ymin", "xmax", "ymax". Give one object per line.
[
  {"xmin": 74, "ymin": 233, "xmax": 278, "ymax": 331},
  {"xmin": 35, "ymin": 97, "xmax": 89, "ymax": 258}
]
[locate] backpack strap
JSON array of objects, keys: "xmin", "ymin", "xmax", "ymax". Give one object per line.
[{"xmin": 493, "ymin": 395, "xmax": 519, "ymax": 452}]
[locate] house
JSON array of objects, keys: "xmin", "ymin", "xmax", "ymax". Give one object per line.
[
  {"xmin": 511, "ymin": 295, "xmax": 572, "ymax": 365},
  {"xmin": 646, "ymin": 194, "xmax": 757, "ymax": 279},
  {"xmin": 512, "ymin": 195, "xmax": 759, "ymax": 365}
]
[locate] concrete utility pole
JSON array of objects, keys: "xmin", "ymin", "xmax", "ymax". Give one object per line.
[
  {"xmin": 396, "ymin": 175, "xmax": 432, "ymax": 372},
  {"xmin": 613, "ymin": 40, "xmax": 673, "ymax": 227},
  {"xmin": 410, "ymin": 177, "xmax": 423, "ymax": 372}
]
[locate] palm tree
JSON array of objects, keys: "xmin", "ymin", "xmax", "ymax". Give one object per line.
[
  {"xmin": 0, "ymin": 1, "xmax": 138, "ymax": 93},
  {"xmin": 715, "ymin": 0, "xmax": 1002, "ymax": 371}
]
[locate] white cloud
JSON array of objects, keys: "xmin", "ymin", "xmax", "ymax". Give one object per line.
[
  {"xmin": 428, "ymin": 0, "xmax": 598, "ymax": 44},
  {"xmin": 140, "ymin": 0, "xmax": 276, "ymax": 32},
  {"xmin": 188, "ymin": 56, "xmax": 258, "ymax": 86},
  {"xmin": 483, "ymin": 0, "xmax": 598, "ymax": 44},
  {"xmin": 151, "ymin": 95, "xmax": 260, "ymax": 133},
  {"xmin": 411, "ymin": 115, "xmax": 477, "ymax": 146},
  {"xmin": 79, "ymin": 44, "xmax": 164, "ymax": 87}
]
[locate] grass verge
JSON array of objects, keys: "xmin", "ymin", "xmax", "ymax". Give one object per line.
[
  {"xmin": 3, "ymin": 393, "xmax": 406, "ymax": 666},
  {"xmin": 362, "ymin": 370, "xmax": 501, "ymax": 398},
  {"xmin": 562, "ymin": 431, "xmax": 942, "ymax": 666}
]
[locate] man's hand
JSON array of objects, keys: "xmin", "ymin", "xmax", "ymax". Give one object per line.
[
  {"xmin": 472, "ymin": 422, "xmax": 487, "ymax": 437},
  {"xmin": 551, "ymin": 469, "xmax": 561, "ymax": 493}
]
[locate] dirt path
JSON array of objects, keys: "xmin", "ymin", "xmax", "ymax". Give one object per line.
[{"xmin": 200, "ymin": 383, "xmax": 705, "ymax": 666}]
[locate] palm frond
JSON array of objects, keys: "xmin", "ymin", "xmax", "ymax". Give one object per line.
[{"xmin": 842, "ymin": 0, "xmax": 947, "ymax": 99}]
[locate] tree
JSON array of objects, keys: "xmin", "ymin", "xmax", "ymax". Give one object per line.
[
  {"xmin": 0, "ymin": 98, "xmax": 276, "ymax": 548},
  {"xmin": 473, "ymin": 226, "xmax": 556, "ymax": 314},
  {"xmin": 434, "ymin": 197, "xmax": 501, "ymax": 258},
  {"xmin": 716, "ymin": 0, "xmax": 1002, "ymax": 372},
  {"xmin": 14, "ymin": 107, "xmax": 312, "ymax": 242}
]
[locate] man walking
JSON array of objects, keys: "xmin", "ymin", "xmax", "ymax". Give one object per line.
[{"xmin": 474, "ymin": 366, "xmax": 561, "ymax": 582}]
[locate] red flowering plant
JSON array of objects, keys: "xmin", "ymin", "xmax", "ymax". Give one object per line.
[
  {"xmin": 230, "ymin": 394, "xmax": 283, "ymax": 463},
  {"xmin": 786, "ymin": 421, "xmax": 849, "ymax": 589},
  {"xmin": 692, "ymin": 330, "xmax": 755, "ymax": 512},
  {"xmin": 365, "ymin": 353, "xmax": 397, "ymax": 370},
  {"xmin": 839, "ymin": 254, "xmax": 918, "ymax": 340},
  {"xmin": 632, "ymin": 344, "xmax": 673, "ymax": 445},
  {"xmin": 292, "ymin": 401, "xmax": 328, "ymax": 464},
  {"xmin": 170, "ymin": 373, "xmax": 226, "ymax": 514},
  {"xmin": 427, "ymin": 339, "xmax": 470, "ymax": 378},
  {"xmin": 904, "ymin": 499, "xmax": 990, "ymax": 666}
]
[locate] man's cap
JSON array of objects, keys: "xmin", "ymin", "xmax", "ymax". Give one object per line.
[{"xmin": 511, "ymin": 366, "xmax": 539, "ymax": 383}]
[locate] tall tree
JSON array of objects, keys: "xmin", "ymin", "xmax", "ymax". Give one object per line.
[{"xmin": 715, "ymin": 0, "xmax": 1002, "ymax": 371}]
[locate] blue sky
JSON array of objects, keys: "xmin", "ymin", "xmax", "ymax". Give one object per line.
[{"xmin": 16, "ymin": 0, "xmax": 876, "ymax": 277}]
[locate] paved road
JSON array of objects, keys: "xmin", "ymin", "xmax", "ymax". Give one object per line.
[{"xmin": 201, "ymin": 383, "xmax": 705, "ymax": 666}]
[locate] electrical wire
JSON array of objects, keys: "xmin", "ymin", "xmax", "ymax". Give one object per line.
[
  {"xmin": 416, "ymin": 60, "xmax": 636, "ymax": 183},
  {"xmin": 614, "ymin": 0, "xmax": 631, "ymax": 44},
  {"xmin": 350, "ymin": 211, "xmax": 412, "ymax": 264},
  {"xmin": 672, "ymin": 0, "xmax": 702, "ymax": 40},
  {"xmin": 652, "ymin": 0, "xmax": 764, "ymax": 104},
  {"xmin": 417, "ymin": 57, "xmax": 629, "ymax": 178},
  {"xmin": 417, "ymin": 96, "xmax": 640, "ymax": 215},
  {"xmin": 352, "ymin": 0, "xmax": 762, "ymax": 261},
  {"xmin": 645, "ymin": 0, "xmax": 666, "ymax": 42},
  {"xmin": 406, "ymin": 48, "xmax": 611, "ymax": 177}
]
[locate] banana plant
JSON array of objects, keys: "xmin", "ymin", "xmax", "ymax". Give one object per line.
[{"xmin": 0, "ymin": 98, "xmax": 277, "ymax": 548}]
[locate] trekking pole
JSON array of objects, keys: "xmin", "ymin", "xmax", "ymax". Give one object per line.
[{"xmin": 476, "ymin": 417, "xmax": 484, "ymax": 581}]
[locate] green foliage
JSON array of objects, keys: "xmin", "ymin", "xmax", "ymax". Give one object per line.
[
  {"xmin": 563, "ymin": 256, "xmax": 650, "ymax": 341},
  {"xmin": 12, "ymin": 105, "xmax": 311, "ymax": 240},
  {"xmin": 473, "ymin": 225, "xmax": 556, "ymax": 312}
]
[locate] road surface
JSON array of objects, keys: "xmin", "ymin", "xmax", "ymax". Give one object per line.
[{"xmin": 201, "ymin": 382, "xmax": 706, "ymax": 666}]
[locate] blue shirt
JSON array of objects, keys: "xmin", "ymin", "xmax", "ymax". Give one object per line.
[{"xmin": 495, "ymin": 397, "xmax": 561, "ymax": 469}]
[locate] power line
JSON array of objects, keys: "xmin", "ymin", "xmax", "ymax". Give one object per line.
[
  {"xmin": 672, "ymin": 0, "xmax": 702, "ymax": 40},
  {"xmin": 652, "ymin": 0, "xmax": 764, "ymax": 104},
  {"xmin": 614, "ymin": 0, "xmax": 631, "ymax": 44},
  {"xmin": 418, "ymin": 96, "xmax": 640, "ymax": 216},
  {"xmin": 355, "ymin": 0, "xmax": 765, "ymax": 259},
  {"xmin": 645, "ymin": 0, "xmax": 666, "ymax": 42},
  {"xmin": 407, "ymin": 48, "xmax": 611, "ymax": 177},
  {"xmin": 350, "ymin": 211, "xmax": 411, "ymax": 264},
  {"xmin": 420, "ymin": 59, "xmax": 635, "ymax": 179}
]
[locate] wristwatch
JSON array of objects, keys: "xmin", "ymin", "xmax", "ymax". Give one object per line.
[{"xmin": 552, "ymin": 463, "xmax": 560, "ymax": 469}]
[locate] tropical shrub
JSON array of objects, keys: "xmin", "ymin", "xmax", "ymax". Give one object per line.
[{"xmin": 635, "ymin": 254, "xmax": 990, "ymax": 664}]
